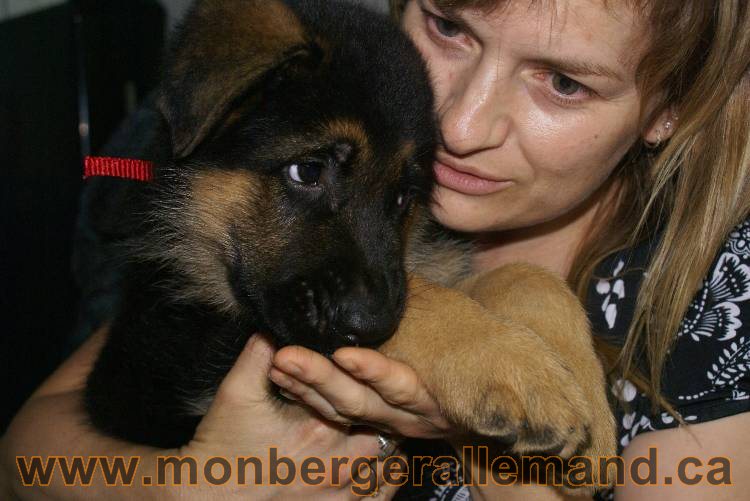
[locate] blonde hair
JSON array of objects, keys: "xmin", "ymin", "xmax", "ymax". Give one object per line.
[{"xmin": 390, "ymin": 0, "xmax": 750, "ymax": 414}]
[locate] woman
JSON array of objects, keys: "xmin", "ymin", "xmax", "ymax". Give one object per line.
[{"xmin": 3, "ymin": 0, "xmax": 749, "ymax": 499}]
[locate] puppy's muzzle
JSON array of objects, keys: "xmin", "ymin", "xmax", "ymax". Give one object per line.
[{"xmin": 268, "ymin": 264, "xmax": 403, "ymax": 351}]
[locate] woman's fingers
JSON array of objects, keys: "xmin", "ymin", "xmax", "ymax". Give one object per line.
[
  {"xmin": 332, "ymin": 348, "xmax": 450, "ymax": 434},
  {"xmin": 271, "ymin": 345, "xmax": 451, "ymax": 437},
  {"xmin": 271, "ymin": 346, "xmax": 383, "ymax": 425},
  {"xmin": 333, "ymin": 348, "xmax": 438, "ymax": 412},
  {"xmin": 273, "ymin": 346, "xmax": 364, "ymax": 407},
  {"xmin": 269, "ymin": 367, "xmax": 348, "ymax": 424},
  {"xmin": 214, "ymin": 334, "xmax": 277, "ymax": 407}
]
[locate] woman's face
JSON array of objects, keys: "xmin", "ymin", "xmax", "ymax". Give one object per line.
[{"xmin": 402, "ymin": 0, "xmax": 656, "ymax": 234}]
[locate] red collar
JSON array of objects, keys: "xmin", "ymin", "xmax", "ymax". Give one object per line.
[{"xmin": 84, "ymin": 156, "xmax": 155, "ymax": 182}]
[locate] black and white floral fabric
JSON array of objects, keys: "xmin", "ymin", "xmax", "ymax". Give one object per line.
[
  {"xmin": 587, "ymin": 218, "xmax": 750, "ymax": 500},
  {"xmin": 395, "ymin": 218, "xmax": 750, "ymax": 501}
]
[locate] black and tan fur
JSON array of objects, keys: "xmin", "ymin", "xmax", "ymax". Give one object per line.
[{"xmin": 84, "ymin": 0, "xmax": 615, "ymax": 491}]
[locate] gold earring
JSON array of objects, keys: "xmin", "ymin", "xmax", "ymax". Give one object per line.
[{"xmin": 650, "ymin": 128, "xmax": 663, "ymax": 149}]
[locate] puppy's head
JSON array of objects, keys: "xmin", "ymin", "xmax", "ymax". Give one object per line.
[{"xmin": 150, "ymin": 0, "xmax": 436, "ymax": 353}]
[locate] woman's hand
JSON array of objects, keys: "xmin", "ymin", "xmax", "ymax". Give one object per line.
[
  {"xmin": 269, "ymin": 345, "xmax": 452, "ymax": 439},
  {"xmin": 1, "ymin": 331, "xmax": 401, "ymax": 500},
  {"xmin": 180, "ymin": 335, "xmax": 394, "ymax": 499}
]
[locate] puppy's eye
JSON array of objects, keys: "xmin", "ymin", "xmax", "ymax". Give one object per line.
[
  {"xmin": 396, "ymin": 190, "xmax": 415, "ymax": 213},
  {"xmin": 287, "ymin": 162, "xmax": 323, "ymax": 185}
]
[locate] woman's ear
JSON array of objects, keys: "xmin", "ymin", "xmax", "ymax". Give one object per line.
[{"xmin": 643, "ymin": 107, "xmax": 678, "ymax": 147}]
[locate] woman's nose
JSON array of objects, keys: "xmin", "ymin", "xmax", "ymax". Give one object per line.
[{"xmin": 438, "ymin": 60, "xmax": 511, "ymax": 156}]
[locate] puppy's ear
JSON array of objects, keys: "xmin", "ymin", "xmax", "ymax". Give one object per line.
[{"xmin": 159, "ymin": 0, "xmax": 308, "ymax": 158}]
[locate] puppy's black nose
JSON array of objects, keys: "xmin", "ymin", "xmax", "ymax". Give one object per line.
[
  {"xmin": 334, "ymin": 277, "xmax": 400, "ymax": 347},
  {"xmin": 266, "ymin": 265, "xmax": 404, "ymax": 352}
]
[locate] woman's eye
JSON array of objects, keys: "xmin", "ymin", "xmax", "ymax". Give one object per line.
[
  {"xmin": 287, "ymin": 162, "xmax": 322, "ymax": 185},
  {"xmin": 433, "ymin": 16, "xmax": 461, "ymax": 38},
  {"xmin": 552, "ymin": 73, "xmax": 583, "ymax": 96}
]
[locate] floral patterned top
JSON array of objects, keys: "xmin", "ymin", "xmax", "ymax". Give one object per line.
[{"xmin": 395, "ymin": 217, "xmax": 750, "ymax": 500}]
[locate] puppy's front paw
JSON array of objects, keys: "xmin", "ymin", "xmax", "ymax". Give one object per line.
[{"xmin": 435, "ymin": 330, "xmax": 593, "ymax": 458}]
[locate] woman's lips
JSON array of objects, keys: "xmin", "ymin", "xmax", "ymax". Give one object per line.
[{"xmin": 433, "ymin": 160, "xmax": 512, "ymax": 196}]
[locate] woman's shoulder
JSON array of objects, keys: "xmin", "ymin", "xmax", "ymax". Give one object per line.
[
  {"xmin": 588, "ymin": 215, "xmax": 750, "ymax": 347},
  {"xmin": 587, "ymin": 216, "xmax": 750, "ymax": 452}
]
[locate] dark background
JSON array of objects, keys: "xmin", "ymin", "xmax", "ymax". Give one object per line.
[{"xmin": 1, "ymin": 0, "xmax": 165, "ymax": 431}]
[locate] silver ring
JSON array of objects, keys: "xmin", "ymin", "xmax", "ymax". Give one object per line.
[{"xmin": 376, "ymin": 434, "xmax": 397, "ymax": 459}]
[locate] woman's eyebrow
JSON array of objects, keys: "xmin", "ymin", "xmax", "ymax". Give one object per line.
[{"xmin": 532, "ymin": 57, "xmax": 625, "ymax": 81}]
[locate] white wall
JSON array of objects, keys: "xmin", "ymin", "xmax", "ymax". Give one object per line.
[
  {"xmin": 0, "ymin": 0, "xmax": 65, "ymax": 21},
  {"xmin": 159, "ymin": 0, "xmax": 192, "ymax": 28}
]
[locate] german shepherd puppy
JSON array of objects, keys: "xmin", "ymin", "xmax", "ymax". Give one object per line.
[{"xmin": 85, "ymin": 0, "xmax": 615, "ymax": 487}]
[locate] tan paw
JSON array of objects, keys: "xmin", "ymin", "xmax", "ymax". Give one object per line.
[{"xmin": 434, "ymin": 335, "xmax": 594, "ymax": 459}]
